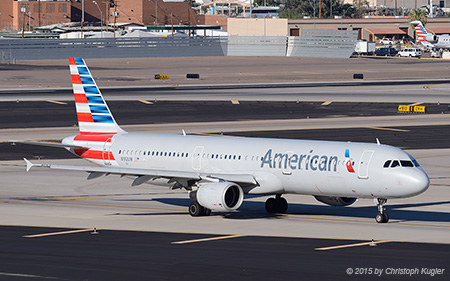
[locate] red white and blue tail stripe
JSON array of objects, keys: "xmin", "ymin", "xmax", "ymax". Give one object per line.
[
  {"xmin": 69, "ymin": 57, "xmax": 125, "ymax": 135},
  {"xmin": 412, "ymin": 21, "xmax": 427, "ymax": 42}
]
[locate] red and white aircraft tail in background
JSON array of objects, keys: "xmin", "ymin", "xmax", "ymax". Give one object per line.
[
  {"xmin": 13, "ymin": 58, "xmax": 430, "ymax": 223},
  {"xmin": 410, "ymin": 21, "xmax": 450, "ymax": 49}
]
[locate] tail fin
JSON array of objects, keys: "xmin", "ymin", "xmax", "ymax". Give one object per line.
[
  {"xmin": 68, "ymin": 57, "xmax": 125, "ymax": 135},
  {"xmin": 410, "ymin": 21, "xmax": 428, "ymax": 42}
]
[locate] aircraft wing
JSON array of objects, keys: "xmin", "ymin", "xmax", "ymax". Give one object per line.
[
  {"xmin": 24, "ymin": 159, "xmax": 257, "ymax": 187},
  {"xmin": 10, "ymin": 140, "xmax": 86, "ymax": 150}
]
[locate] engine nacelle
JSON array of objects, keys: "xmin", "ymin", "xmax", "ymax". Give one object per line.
[
  {"xmin": 425, "ymin": 34, "xmax": 438, "ymax": 43},
  {"xmin": 314, "ymin": 196, "xmax": 357, "ymax": 207},
  {"xmin": 193, "ymin": 182, "xmax": 244, "ymax": 211}
]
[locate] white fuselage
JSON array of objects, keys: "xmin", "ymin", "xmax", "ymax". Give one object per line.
[
  {"xmin": 66, "ymin": 132, "xmax": 430, "ymax": 200},
  {"xmin": 434, "ymin": 35, "xmax": 450, "ymax": 49}
]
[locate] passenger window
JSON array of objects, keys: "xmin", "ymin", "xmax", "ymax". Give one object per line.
[
  {"xmin": 383, "ymin": 160, "xmax": 391, "ymax": 168},
  {"xmin": 391, "ymin": 160, "xmax": 400, "ymax": 168},
  {"xmin": 400, "ymin": 160, "xmax": 414, "ymax": 167}
]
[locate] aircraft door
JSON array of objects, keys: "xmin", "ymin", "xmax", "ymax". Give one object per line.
[
  {"xmin": 103, "ymin": 137, "xmax": 112, "ymax": 165},
  {"xmin": 192, "ymin": 146, "xmax": 204, "ymax": 170},
  {"xmin": 358, "ymin": 150, "xmax": 374, "ymax": 179}
]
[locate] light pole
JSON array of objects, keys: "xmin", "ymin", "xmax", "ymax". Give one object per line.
[
  {"xmin": 21, "ymin": 5, "xmax": 27, "ymax": 38},
  {"xmin": 341, "ymin": 5, "xmax": 354, "ymax": 28},
  {"xmin": 93, "ymin": 1, "xmax": 103, "ymax": 36},
  {"xmin": 81, "ymin": 0, "xmax": 85, "ymax": 38},
  {"xmin": 28, "ymin": 11, "xmax": 31, "ymax": 31},
  {"xmin": 155, "ymin": 0, "xmax": 158, "ymax": 26}
]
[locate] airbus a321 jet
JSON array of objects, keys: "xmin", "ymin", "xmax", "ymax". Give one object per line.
[{"xmin": 14, "ymin": 58, "xmax": 430, "ymax": 223}]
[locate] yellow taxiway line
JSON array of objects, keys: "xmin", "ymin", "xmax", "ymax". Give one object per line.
[
  {"xmin": 46, "ymin": 100, "xmax": 67, "ymax": 105},
  {"xmin": 321, "ymin": 101, "xmax": 333, "ymax": 106},
  {"xmin": 172, "ymin": 234, "xmax": 247, "ymax": 245},
  {"xmin": 315, "ymin": 240, "xmax": 392, "ymax": 251},
  {"xmin": 24, "ymin": 228, "xmax": 95, "ymax": 238},
  {"xmin": 139, "ymin": 100, "xmax": 154, "ymax": 104},
  {"xmin": 366, "ymin": 126, "xmax": 409, "ymax": 132},
  {"xmin": 231, "ymin": 100, "xmax": 240, "ymax": 104}
]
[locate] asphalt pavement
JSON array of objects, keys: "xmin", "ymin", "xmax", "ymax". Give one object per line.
[{"xmin": 0, "ymin": 225, "xmax": 448, "ymax": 281}]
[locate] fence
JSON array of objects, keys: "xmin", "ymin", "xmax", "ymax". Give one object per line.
[{"xmin": 0, "ymin": 30, "xmax": 357, "ymax": 61}]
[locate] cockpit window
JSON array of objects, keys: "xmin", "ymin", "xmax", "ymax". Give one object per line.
[
  {"xmin": 400, "ymin": 160, "xmax": 414, "ymax": 167},
  {"xmin": 390, "ymin": 160, "xmax": 400, "ymax": 168},
  {"xmin": 412, "ymin": 159, "xmax": 420, "ymax": 167},
  {"xmin": 383, "ymin": 160, "xmax": 391, "ymax": 168}
]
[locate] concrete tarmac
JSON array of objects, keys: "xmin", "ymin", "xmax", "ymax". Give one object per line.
[{"xmin": 1, "ymin": 56, "xmax": 450, "ymax": 90}]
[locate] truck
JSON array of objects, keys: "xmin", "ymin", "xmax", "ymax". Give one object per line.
[{"xmin": 354, "ymin": 40, "xmax": 376, "ymax": 55}]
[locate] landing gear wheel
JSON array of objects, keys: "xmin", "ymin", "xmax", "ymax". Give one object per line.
[
  {"xmin": 265, "ymin": 198, "xmax": 278, "ymax": 214},
  {"xmin": 374, "ymin": 198, "xmax": 389, "ymax": 223},
  {"xmin": 376, "ymin": 213, "xmax": 386, "ymax": 223},
  {"xmin": 265, "ymin": 196, "xmax": 289, "ymax": 214},
  {"xmin": 189, "ymin": 201, "xmax": 205, "ymax": 217},
  {"xmin": 204, "ymin": 208, "xmax": 211, "ymax": 216},
  {"xmin": 278, "ymin": 197, "xmax": 288, "ymax": 213}
]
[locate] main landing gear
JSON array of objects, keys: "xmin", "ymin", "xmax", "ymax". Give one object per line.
[
  {"xmin": 189, "ymin": 201, "xmax": 211, "ymax": 217},
  {"xmin": 265, "ymin": 194, "xmax": 288, "ymax": 214},
  {"xmin": 374, "ymin": 198, "xmax": 389, "ymax": 223}
]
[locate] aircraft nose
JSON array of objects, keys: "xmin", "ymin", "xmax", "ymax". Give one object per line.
[{"xmin": 408, "ymin": 169, "xmax": 430, "ymax": 196}]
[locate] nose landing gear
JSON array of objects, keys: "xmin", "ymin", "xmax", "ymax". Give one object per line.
[{"xmin": 374, "ymin": 198, "xmax": 389, "ymax": 223}]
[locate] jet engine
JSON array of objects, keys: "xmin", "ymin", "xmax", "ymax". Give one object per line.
[
  {"xmin": 425, "ymin": 34, "xmax": 438, "ymax": 43},
  {"xmin": 192, "ymin": 182, "xmax": 244, "ymax": 211},
  {"xmin": 314, "ymin": 196, "xmax": 357, "ymax": 206}
]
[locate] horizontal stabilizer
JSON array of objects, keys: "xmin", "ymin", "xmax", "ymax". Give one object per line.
[{"xmin": 11, "ymin": 140, "xmax": 87, "ymax": 150}]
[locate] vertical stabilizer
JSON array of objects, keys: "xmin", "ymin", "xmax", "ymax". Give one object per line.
[
  {"xmin": 411, "ymin": 21, "xmax": 428, "ymax": 43},
  {"xmin": 68, "ymin": 57, "xmax": 125, "ymax": 135}
]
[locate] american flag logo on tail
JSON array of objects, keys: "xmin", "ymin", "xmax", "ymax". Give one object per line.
[{"xmin": 69, "ymin": 57, "xmax": 124, "ymax": 135}]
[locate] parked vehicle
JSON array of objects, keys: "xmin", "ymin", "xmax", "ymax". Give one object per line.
[
  {"xmin": 431, "ymin": 48, "xmax": 441, "ymax": 58},
  {"xmin": 375, "ymin": 47, "xmax": 397, "ymax": 56},
  {"xmin": 354, "ymin": 40, "xmax": 376, "ymax": 55},
  {"xmin": 379, "ymin": 38, "xmax": 395, "ymax": 45},
  {"xmin": 397, "ymin": 48, "xmax": 422, "ymax": 57}
]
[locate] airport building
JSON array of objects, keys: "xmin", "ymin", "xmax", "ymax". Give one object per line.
[{"xmin": 0, "ymin": 0, "xmax": 200, "ymax": 32}]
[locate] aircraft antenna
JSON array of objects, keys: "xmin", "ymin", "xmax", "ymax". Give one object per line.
[{"xmin": 376, "ymin": 138, "xmax": 380, "ymax": 145}]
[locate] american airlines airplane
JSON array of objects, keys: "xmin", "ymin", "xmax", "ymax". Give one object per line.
[
  {"xmin": 14, "ymin": 58, "xmax": 430, "ymax": 223},
  {"xmin": 411, "ymin": 21, "xmax": 450, "ymax": 49}
]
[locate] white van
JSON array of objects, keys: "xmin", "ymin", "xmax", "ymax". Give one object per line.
[{"xmin": 398, "ymin": 48, "xmax": 422, "ymax": 57}]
